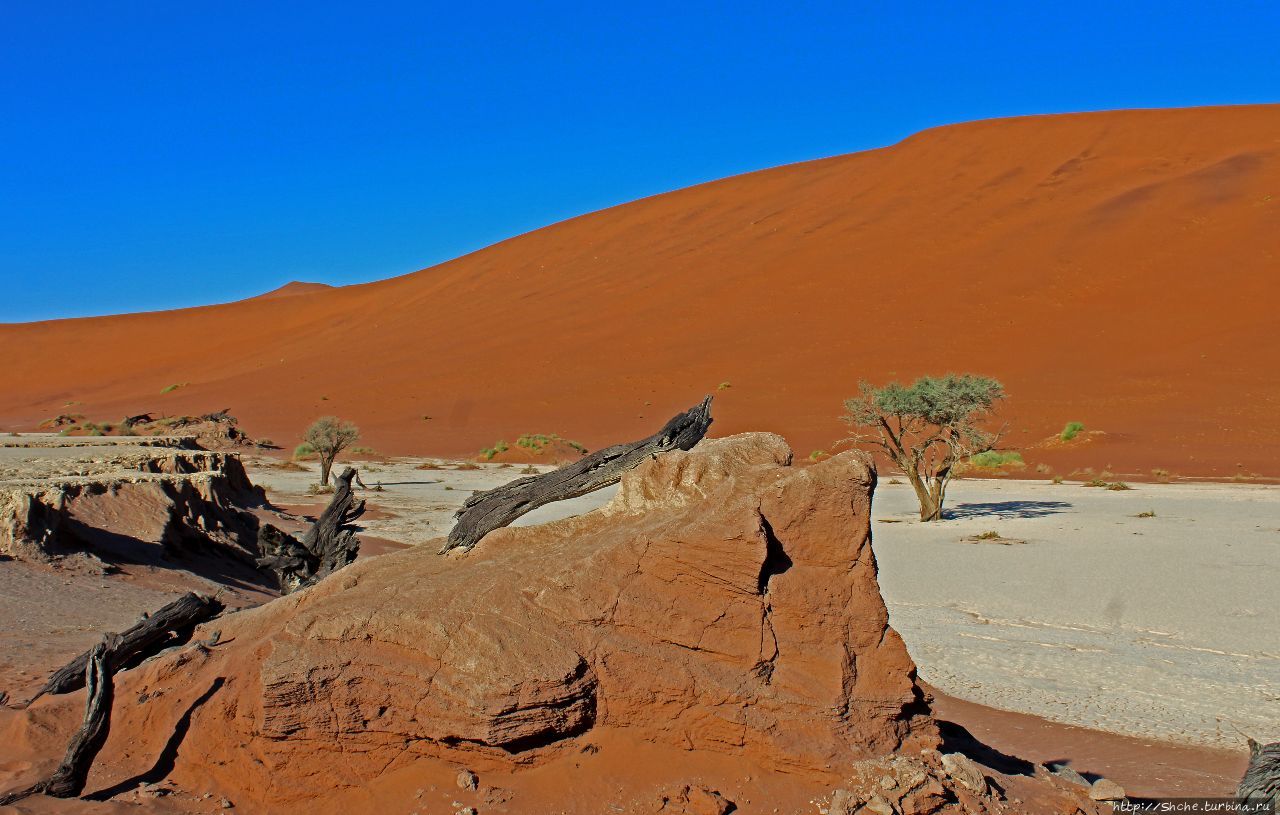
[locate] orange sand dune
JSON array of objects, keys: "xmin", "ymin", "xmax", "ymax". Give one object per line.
[{"xmin": 2, "ymin": 105, "xmax": 1277, "ymax": 476}]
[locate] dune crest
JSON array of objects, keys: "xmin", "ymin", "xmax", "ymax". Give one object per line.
[{"xmin": 1, "ymin": 105, "xmax": 1277, "ymax": 475}]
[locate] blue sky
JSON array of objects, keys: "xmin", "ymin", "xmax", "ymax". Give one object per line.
[{"xmin": 2, "ymin": 2, "xmax": 1277, "ymax": 321}]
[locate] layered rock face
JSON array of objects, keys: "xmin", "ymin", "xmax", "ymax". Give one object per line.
[
  {"xmin": 0, "ymin": 436, "xmax": 262, "ymax": 563},
  {"xmin": 90, "ymin": 433, "xmax": 934, "ymax": 804}
]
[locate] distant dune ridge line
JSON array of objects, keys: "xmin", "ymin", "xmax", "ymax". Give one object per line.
[{"xmin": 1, "ymin": 104, "xmax": 1277, "ymax": 475}]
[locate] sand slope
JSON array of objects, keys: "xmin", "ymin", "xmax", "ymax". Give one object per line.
[{"xmin": 2, "ymin": 105, "xmax": 1277, "ymax": 475}]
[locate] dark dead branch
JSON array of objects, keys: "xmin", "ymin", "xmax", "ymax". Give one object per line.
[
  {"xmin": 442, "ymin": 396, "xmax": 714, "ymax": 554},
  {"xmin": 27, "ymin": 592, "xmax": 222, "ymax": 705},
  {"xmin": 0, "ymin": 635, "xmax": 122, "ymax": 804},
  {"xmin": 257, "ymin": 467, "xmax": 364, "ymax": 592}
]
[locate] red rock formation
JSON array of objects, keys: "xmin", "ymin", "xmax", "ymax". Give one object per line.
[{"xmin": 26, "ymin": 434, "xmax": 928, "ymax": 808}]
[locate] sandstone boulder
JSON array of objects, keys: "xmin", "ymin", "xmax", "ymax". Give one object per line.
[{"xmin": 32, "ymin": 433, "xmax": 936, "ymax": 806}]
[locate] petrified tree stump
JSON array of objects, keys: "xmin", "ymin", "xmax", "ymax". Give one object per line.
[{"xmin": 442, "ymin": 396, "xmax": 714, "ymax": 553}]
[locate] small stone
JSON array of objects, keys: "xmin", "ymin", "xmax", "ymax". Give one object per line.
[
  {"xmin": 457, "ymin": 809, "xmax": 477, "ymax": 815},
  {"xmin": 829, "ymin": 788, "xmax": 862, "ymax": 815},
  {"xmin": 940, "ymin": 752, "xmax": 987, "ymax": 793},
  {"xmin": 1043, "ymin": 762, "xmax": 1089, "ymax": 788},
  {"xmin": 861, "ymin": 795, "xmax": 894, "ymax": 815},
  {"xmin": 879, "ymin": 775, "xmax": 898, "ymax": 790},
  {"xmin": 1089, "ymin": 778, "xmax": 1125, "ymax": 801},
  {"xmin": 457, "ymin": 769, "xmax": 479, "ymax": 790},
  {"xmin": 220, "ymin": 799, "xmax": 235, "ymax": 809}
]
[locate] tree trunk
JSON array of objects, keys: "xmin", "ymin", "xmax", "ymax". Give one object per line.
[
  {"xmin": 26, "ymin": 592, "xmax": 222, "ymax": 704},
  {"xmin": 256, "ymin": 467, "xmax": 364, "ymax": 592},
  {"xmin": 442, "ymin": 396, "xmax": 714, "ymax": 554},
  {"xmin": 318, "ymin": 454, "xmax": 334, "ymax": 487},
  {"xmin": 0, "ymin": 635, "xmax": 122, "ymax": 804}
]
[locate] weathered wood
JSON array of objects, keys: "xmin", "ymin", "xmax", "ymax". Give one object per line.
[
  {"xmin": 256, "ymin": 467, "xmax": 364, "ymax": 592},
  {"xmin": 442, "ymin": 396, "xmax": 714, "ymax": 554},
  {"xmin": 1239, "ymin": 738, "xmax": 1280, "ymax": 806},
  {"xmin": 0, "ymin": 635, "xmax": 121, "ymax": 804},
  {"xmin": 27, "ymin": 592, "xmax": 222, "ymax": 704}
]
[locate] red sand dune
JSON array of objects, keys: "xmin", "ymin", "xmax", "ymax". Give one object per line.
[{"xmin": 2, "ymin": 105, "xmax": 1277, "ymax": 476}]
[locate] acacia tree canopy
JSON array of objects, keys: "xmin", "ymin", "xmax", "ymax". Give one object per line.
[{"xmin": 842, "ymin": 374, "xmax": 1005, "ymax": 521}]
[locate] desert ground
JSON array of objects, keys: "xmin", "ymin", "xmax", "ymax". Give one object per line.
[
  {"xmin": 246, "ymin": 456, "xmax": 1279, "ymax": 752},
  {"xmin": 1, "ymin": 105, "xmax": 1278, "ymax": 478}
]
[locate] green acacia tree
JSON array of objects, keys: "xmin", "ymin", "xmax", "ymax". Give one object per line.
[
  {"xmin": 303, "ymin": 416, "xmax": 360, "ymax": 487},
  {"xmin": 841, "ymin": 374, "xmax": 1006, "ymax": 521}
]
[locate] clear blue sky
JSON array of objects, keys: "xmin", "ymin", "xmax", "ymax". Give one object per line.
[{"xmin": 2, "ymin": 2, "xmax": 1276, "ymax": 322}]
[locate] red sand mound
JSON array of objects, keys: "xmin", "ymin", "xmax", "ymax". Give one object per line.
[{"xmin": 1, "ymin": 105, "xmax": 1277, "ymax": 476}]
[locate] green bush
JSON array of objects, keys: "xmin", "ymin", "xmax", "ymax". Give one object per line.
[
  {"xmin": 969, "ymin": 450, "xmax": 1024, "ymax": 468},
  {"xmin": 293, "ymin": 443, "xmax": 317, "ymax": 460},
  {"xmin": 1060, "ymin": 421, "xmax": 1085, "ymax": 441},
  {"xmin": 160, "ymin": 382, "xmax": 187, "ymax": 394}
]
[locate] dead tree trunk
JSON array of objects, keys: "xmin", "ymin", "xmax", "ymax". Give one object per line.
[
  {"xmin": 256, "ymin": 467, "xmax": 364, "ymax": 592},
  {"xmin": 26, "ymin": 592, "xmax": 222, "ymax": 704},
  {"xmin": 442, "ymin": 396, "xmax": 714, "ymax": 554},
  {"xmin": 1239, "ymin": 738, "xmax": 1280, "ymax": 807},
  {"xmin": 0, "ymin": 635, "xmax": 121, "ymax": 804}
]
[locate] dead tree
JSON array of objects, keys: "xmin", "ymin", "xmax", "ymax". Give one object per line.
[
  {"xmin": 0, "ymin": 635, "xmax": 121, "ymax": 804},
  {"xmin": 442, "ymin": 396, "xmax": 714, "ymax": 554},
  {"xmin": 257, "ymin": 467, "xmax": 364, "ymax": 592},
  {"xmin": 26, "ymin": 592, "xmax": 222, "ymax": 705},
  {"xmin": 1239, "ymin": 738, "xmax": 1280, "ymax": 807}
]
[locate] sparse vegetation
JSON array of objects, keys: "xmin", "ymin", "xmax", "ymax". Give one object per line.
[
  {"xmin": 1137, "ymin": 510, "xmax": 1157, "ymax": 518},
  {"xmin": 302, "ymin": 416, "xmax": 360, "ymax": 487},
  {"xmin": 1059, "ymin": 421, "xmax": 1086, "ymax": 441},
  {"xmin": 1151, "ymin": 468, "xmax": 1173, "ymax": 483},
  {"xmin": 1082, "ymin": 478, "xmax": 1109, "ymax": 487},
  {"xmin": 972, "ymin": 530, "xmax": 1003, "ymax": 540},
  {"xmin": 521, "ymin": 465, "xmax": 539, "ymax": 474},
  {"xmin": 841, "ymin": 374, "xmax": 1006, "ymax": 521},
  {"xmin": 294, "ymin": 443, "xmax": 316, "ymax": 460},
  {"xmin": 969, "ymin": 450, "xmax": 1024, "ymax": 468},
  {"xmin": 1107, "ymin": 481, "xmax": 1133, "ymax": 491},
  {"xmin": 480, "ymin": 440, "xmax": 510, "ymax": 461},
  {"xmin": 1035, "ymin": 463, "xmax": 1052, "ymax": 474},
  {"xmin": 717, "ymin": 381, "xmax": 732, "ymax": 391},
  {"xmin": 808, "ymin": 450, "xmax": 828, "ymax": 462},
  {"xmin": 160, "ymin": 382, "xmax": 187, "ymax": 394},
  {"xmin": 1051, "ymin": 475, "xmax": 1064, "ymax": 484}
]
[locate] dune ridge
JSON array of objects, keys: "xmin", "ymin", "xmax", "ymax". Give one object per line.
[{"xmin": 2, "ymin": 104, "xmax": 1277, "ymax": 475}]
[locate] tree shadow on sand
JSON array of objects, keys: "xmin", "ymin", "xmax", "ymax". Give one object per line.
[{"xmin": 943, "ymin": 500, "xmax": 1072, "ymax": 520}]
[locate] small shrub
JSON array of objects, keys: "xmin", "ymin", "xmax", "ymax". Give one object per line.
[
  {"xmin": 307, "ymin": 484, "xmax": 334, "ymax": 495},
  {"xmin": 1051, "ymin": 475, "xmax": 1064, "ymax": 484},
  {"xmin": 717, "ymin": 381, "xmax": 732, "ymax": 391},
  {"xmin": 888, "ymin": 478, "xmax": 904, "ymax": 485},
  {"xmin": 453, "ymin": 462, "xmax": 480, "ymax": 471},
  {"xmin": 521, "ymin": 465, "xmax": 539, "ymax": 475},
  {"xmin": 969, "ymin": 450, "xmax": 1024, "ymax": 468},
  {"xmin": 1060, "ymin": 421, "xmax": 1086, "ymax": 442},
  {"xmin": 351, "ymin": 446, "xmax": 377, "ymax": 455},
  {"xmin": 1106, "ymin": 481, "xmax": 1133, "ymax": 491},
  {"xmin": 1083, "ymin": 478, "xmax": 1109, "ymax": 488},
  {"xmin": 972, "ymin": 530, "xmax": 1003, "ymax": 540},
  {"xmin": 809, "ymin": 450, "xmax": 827, "ymax": 462},
  {"xmin": 415, "ymin": 461, "xmax": 445, "ymax": 470},
  {"xmin": 160, "ymin": 382, "xmax": 187, "ymax": 394},
  {"xmin": 1137, "ymin": 510, "xmax": 1156, "ymax": 518},
  {"xmin": 1151, "ymin": 468, "xmax": 1172, "ymax": 483},
  {"xmin": 1035, "ymin": 463, "xmax": 1052, "ymax": 474},
  {"xmin": 480, "ymin": 440, "xmax": 510, "ymax": 460},
  {"xmin": 294, "ymin": 443, "xmax": 317, "ymax": 460}
]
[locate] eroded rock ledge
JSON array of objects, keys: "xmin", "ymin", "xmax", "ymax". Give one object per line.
[
  {"xmin": 55, "ymin": 434, "xmax": 933, "ymax": 805},
  {"xmin": 0, "ymin": 436, "xmax": 262, "ymax": 564}
]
